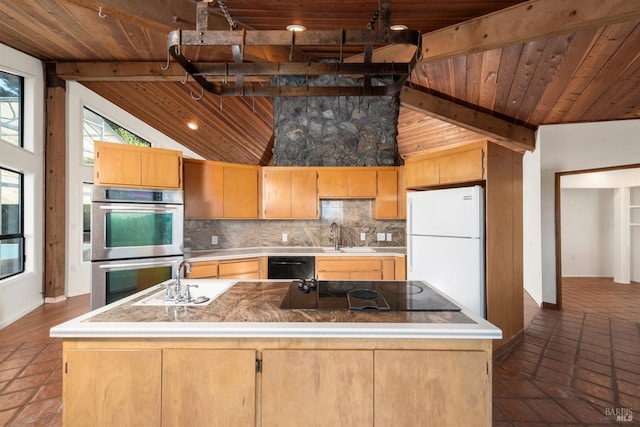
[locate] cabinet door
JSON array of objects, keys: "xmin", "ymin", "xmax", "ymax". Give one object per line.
[
  {"xmin": 262, "ymin": 168, "xmax": 292, "ymax": 218},
  {"xmin": 375, "ymin": 169, "xmax": 398, "ymax": 218},
  {"xmin": 404, "ymin": 158, "xmax": 438, "ymax": 189},
  {"xmin": 262, "ymin": 350, "xmax": 373, "ymax": 427},
  {"xmin": 183, "ymin": 160, "xmax": 223, "ymax": 218},
  {"xmin": 163, "ymin": 349, "xmax": 256, "ymax": 427},
  {"xmin": 375, "ymin": 350, "xmax": 490, "ymax": 426},
  {"xmin": 223, "ymin": 165, "xmax": 259, "ymax": 218},
  {"xmin": 317, "ymin": 169, "xmax": 348, "ymax": 197},
  {"xmin": 290, "ymin": 168, "xmax": 318, "ymax": 218},
  {"xmin": 94, "ymin": 143, "xmax": 142, "ymax": 186},
  {"xmin": 347, "ymin": 169, "xmax": 377, "ymax": 197},
  {"xmin": 64, "ymin": 349, "xmax": 162, "ymax": 426},
  {"xmin": 142, "ymin": 149, "xmax": 182, "ymax": 189},
  {"xmin": 438, "ymin": 148, "xmax": 484, "ymax": 184}
]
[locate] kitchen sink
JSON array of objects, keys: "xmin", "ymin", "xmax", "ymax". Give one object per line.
[
  {"xmin": 133, "ymin": 279, "xmax": 235, "ymax": 307},
  {"xmin": 322, "ymin": 247, "xmax": 376, "ymax": 253},
  {"xmin": 339, "ymin": 247, "xmax": 376, "ymax": 253}
]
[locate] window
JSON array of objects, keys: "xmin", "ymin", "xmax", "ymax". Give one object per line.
[
  {"xmin": 0, "ymin": 71, "xmax": 23, "ymax": 147},
  {"xmin": 0, "ymin": 167, "xmax": 24, "ymax": 279},
  {"xmin": 83, "ymin": 108, "xmax": 151, "ymax": 165}
]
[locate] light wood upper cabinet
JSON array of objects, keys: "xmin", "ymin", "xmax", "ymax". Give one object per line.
[
  {"xmin": 261, "ymin": 349, "xmax": 374, "ymax": 427},
  {"xmin": 375, "ymin": 169, "xmax": 399, "ymax": 219},
  {"xmin": 162, "ymin": 349, "xmax": 256, "ymax": 427},
  {"xmin": 94, "ymin": 141, "xmax": 182, "ymax": 189},
  {"xmin": 262, "ymin": 167, "xmax": 318, "ymax": 219},
  {"xmin": 64, "ymin": 349, "xmax": 162, "ymax": 426},
  {"xmin": 403, "ymin": 143, "xmax": 484, "ymax": 189},
  {"xmin": 183, "ymin": 159, "xmax": 259, "ymax": 219},
  {"xmin": 317, "ymin": 167, "xmax": 377, "ymax": 198}
]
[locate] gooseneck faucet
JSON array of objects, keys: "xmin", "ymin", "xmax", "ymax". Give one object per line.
[
  {"xmin": 330, "ymin": 222, "xmax": 340, "ymax": 251},
  {"xmin": 175, "ymin": 261, "xmax": 191, "ymax": 297}
]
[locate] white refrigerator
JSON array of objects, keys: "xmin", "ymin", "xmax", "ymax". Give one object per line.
[{"xmin": 406, "ymin": 185, "xmax": 486, "ymax": 318}]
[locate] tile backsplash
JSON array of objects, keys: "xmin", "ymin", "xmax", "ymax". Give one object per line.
[{"xmin": 184, "ymin": 200, "xmax": 406, "ymax": 251}]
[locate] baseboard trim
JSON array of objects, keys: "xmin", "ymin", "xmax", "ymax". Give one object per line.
[
  {"xmin": 493, "ymin": 329, "xmax": 524, "ymax": 361},
  {"xmin": 542, "ymin": 302, "xmax": 558, "ymax": 310},
  {"xmin": 44, "ymin": 296, "xmax": 67, "ymax": 304}
]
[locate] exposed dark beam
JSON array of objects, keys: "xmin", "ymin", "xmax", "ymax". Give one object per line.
[{"xmin": 400, "ymin": 87, "xmax": 536, "ymax": 152}]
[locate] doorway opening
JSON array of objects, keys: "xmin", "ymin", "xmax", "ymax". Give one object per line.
[{"xmin": 555, "ymin": 164, "xmax": 640, "ymax": 310}]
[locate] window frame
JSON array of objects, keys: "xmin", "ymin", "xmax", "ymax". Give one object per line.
[{"xmin": 0, "ymin": 166, "xmax": 25, "ymax": 280}]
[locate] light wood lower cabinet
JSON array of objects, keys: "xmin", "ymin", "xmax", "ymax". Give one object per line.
[
  {"xmin": 162, "ymin": 349, "xmax": 256, "ymax": 427},
  {"xmin": 186, "ymin": 257, "xmax": 265, "ymax": 279},
  {"xmin": 62, "ymin": 339, "xmax": 492, "ymax": 426},
  {"xmin": 316, "ymin": 256, "xmax": 397, "ymax": 280},
  {"xmin": 64, "ymin": 349, "xmax": 162, "ymax": 426},
  {"xmin": 261, "ymin": 350, "xmax": 373, "ymax": 426},
  {"xmin": 374, "ymin": 350, "xmax": 490, "ymax": 426}
]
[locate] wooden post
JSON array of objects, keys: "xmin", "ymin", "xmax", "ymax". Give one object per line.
[{"xmin": 44, "ymin": 63, "xmax": 66, "ymax": 300}]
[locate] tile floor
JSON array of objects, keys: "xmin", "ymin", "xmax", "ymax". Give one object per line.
[
  {"xmin": 0, "ymin": 278, "xmax": 638, "ymax": 426},
  {"xmin": 494, "ymin": 277, "xmax": 640, "ymax": 426}
]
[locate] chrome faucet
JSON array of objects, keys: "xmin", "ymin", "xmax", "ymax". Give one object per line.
[
  {"xmin": 175, "ymin": 261, "xmax": 191, "ymax": 298},
  {"xmin": 329, "ymin": 222, "xmax": 340, "ymax": 251}
]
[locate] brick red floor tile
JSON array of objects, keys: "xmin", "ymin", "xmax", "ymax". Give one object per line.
[
  {"xmin": 527, "ymin": 399, "xmax": 578, "ymax": 423},
  {"xmin": 556, "ymin": 399, "xmax": 607, "ymax": 423},
  {"xmin": 11, "ymin": 397, "xmax": 61, "ymax": 425},
  {"xmin": 494, "ymin": 398, "xmax": 543, "ymax": 422},
  {"xmin": 30, "ymin": 381, "xmax": 62, "ymax": 403},
  {"xmin": 2, "ymin": 372, "xmax": 48, "ymax": 394},
  {"xmin": 0, "ymin": 389, "xmax": 33, "ymax": 412}
]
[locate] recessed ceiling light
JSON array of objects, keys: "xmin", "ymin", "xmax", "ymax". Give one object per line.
[
  {"xmin": 390, "ymin": 24, "xmax": 408, "ymax": 31},
  {"xmin": 187, "ymin": 121, "xmax": 198, "ymax": 130},
  {"xmin": 286, "ymin": 24, "xmax": 307, "ymax": 32}
]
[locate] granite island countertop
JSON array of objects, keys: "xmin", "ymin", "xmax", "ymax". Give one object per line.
[{"xmin": 50, "ymin": 279, "xmax": 501, "ymax": 340}]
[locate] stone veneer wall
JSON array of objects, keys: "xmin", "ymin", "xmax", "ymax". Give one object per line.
[
  {"xmin": 272, "ymin": 75, "xmax": 401, "ymax": 166},
  {"xmin": 184, "ymin": 200, "xmax": 405, "ymax": 252}
]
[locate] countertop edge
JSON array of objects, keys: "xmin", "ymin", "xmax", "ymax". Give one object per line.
[{"xmin": 184, "ymin": 246, "xmax": 406, "ymax": 261}]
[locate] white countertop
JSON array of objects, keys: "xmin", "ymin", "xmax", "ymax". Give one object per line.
[
  {"xmin": 50, "ymin": 279, "xmax": 502, "ymax": 341},
  {"xmin": 184, "ymin": 246, "xmax": 406, "ymax": 261}
]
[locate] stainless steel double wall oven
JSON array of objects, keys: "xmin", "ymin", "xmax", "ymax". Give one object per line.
[{"xmin": 91, "ymin": 185, "xmax": 184, "ymax": 309}]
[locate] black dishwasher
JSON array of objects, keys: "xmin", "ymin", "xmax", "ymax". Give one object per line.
[{"xmin": 267, "ymin": 256, "xmax": 315, "ymax": 279}]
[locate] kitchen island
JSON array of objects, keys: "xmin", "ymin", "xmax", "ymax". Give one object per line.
[{"xmin": 51, "ymin": 279, "xmax": 501, "ymax": 427}]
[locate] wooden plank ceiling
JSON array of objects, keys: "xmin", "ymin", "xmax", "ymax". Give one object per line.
[{"xmin": 0, "ymin": 0, "xmax": 639, "ymax": 164}]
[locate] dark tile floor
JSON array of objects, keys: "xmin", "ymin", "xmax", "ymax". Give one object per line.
[
  {"xmin": 0, "ymin": 278, "xmax": 638, "ymax": 426},
  {"xmin": 493, "ymin": 277, "xmax": 640, "ymax": 426}
]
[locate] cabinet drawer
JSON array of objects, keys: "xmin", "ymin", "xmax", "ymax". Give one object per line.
[
  {"xmin": 316, "ymin": 258, "xmax": 382, "ymax": 272},
  {"xmin": 218, "ymin": 259, "xmax": 261, "ymax": 277},
  {"xmin": 186, "ymin": 261, "xmax": 218, "ymax": 279}
]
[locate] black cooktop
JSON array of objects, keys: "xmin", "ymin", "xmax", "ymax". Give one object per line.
[{"xmin": 279, "ymin": 280, "xmax": 462, "ymax": 312}]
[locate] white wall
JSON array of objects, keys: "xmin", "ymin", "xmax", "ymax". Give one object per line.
[
  {"xmin": 560, "ymin": 188, "xmax": 614, "ymax": 277},
  {"xmin": 523, "ymin": 119, "xmax": 640, "ymax": 305},
  {"xmin": 0, "ymin": 44, "xmax": 45, "ymax": 329},
  {"xmin": 66, "ymin": 82, "xmax": 203, "ymax": 297}
]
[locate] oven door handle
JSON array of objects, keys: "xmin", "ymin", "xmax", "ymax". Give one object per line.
[
  {"xmin": 98, "ymin": 205, "xmax": 180, "ymax": 212},
  {"xmin": 99, "ymin": 260, "xmax": 180, "ymax": 269}
]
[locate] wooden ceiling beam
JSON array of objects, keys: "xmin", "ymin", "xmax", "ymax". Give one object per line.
[
  {"xmin": 399, "ymin": 87, "xmax": 536, "ymax": 152},
  {"xmin": 419, "ymin": 0, "xmax": 640, "ymax": 62},
  {"xmin": 347, "ymin": 0, "xmax": 640, "ymax": 65},
  {"xmin": 55, "ymin": 61, "xmax": 268, "ymax": 82}
]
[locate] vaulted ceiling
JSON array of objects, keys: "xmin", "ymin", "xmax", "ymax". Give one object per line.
[{"xmin": 1, "ymin": 0, "xmax": 639, "ymax": 164}]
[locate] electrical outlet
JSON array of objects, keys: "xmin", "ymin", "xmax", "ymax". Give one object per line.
[
  {"xmin": 360, "ymin": 232, "xmax": 366, "ymax": 241},
  {"xmin": 211, "ymin": 235, "xmax": 218, "ymax": 245},
  {"xmin": 386, "ymin": 233, "xmax": 392, "ymax": 241},
  {"xmin": 376, "ymin": 233, "xmax": 385, "ymax": 241},
  {"xmin": 282, "ymin": 233, "xmax": 288, "ymax": 242}
]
